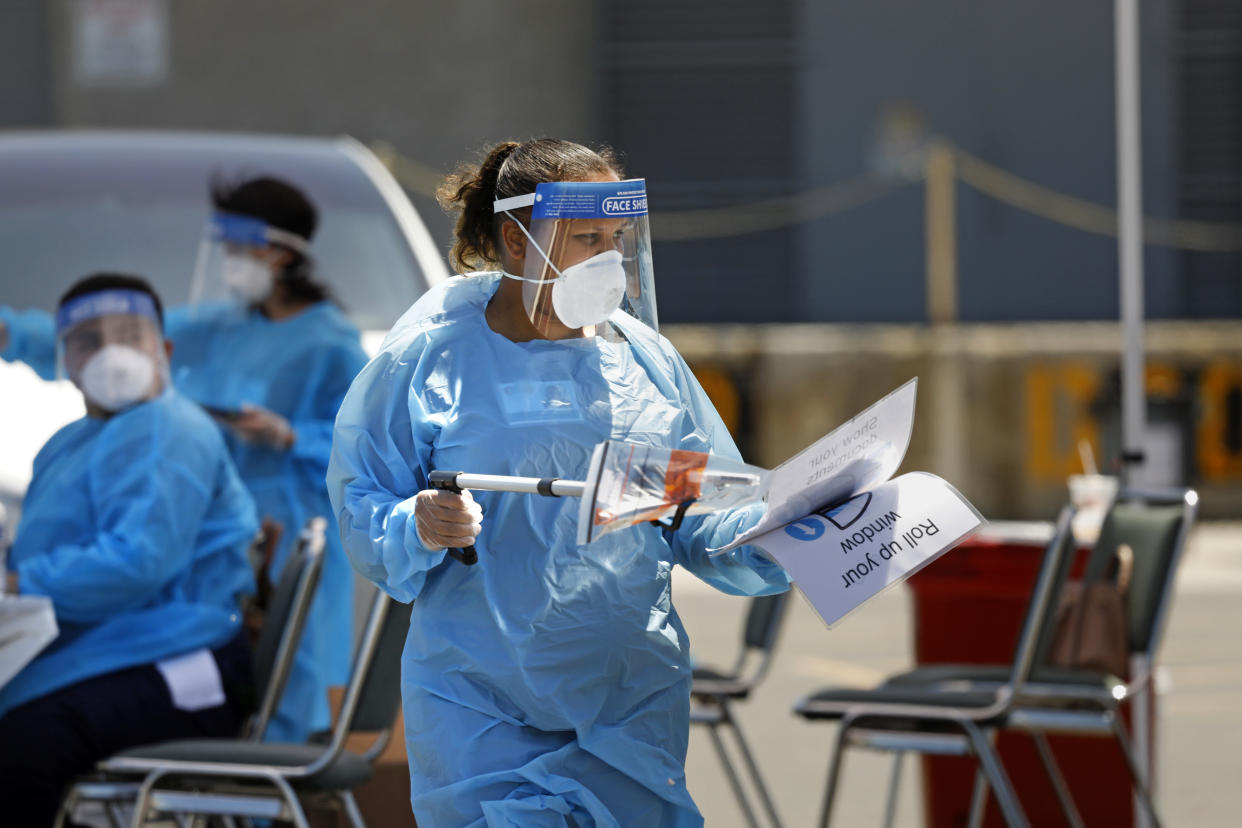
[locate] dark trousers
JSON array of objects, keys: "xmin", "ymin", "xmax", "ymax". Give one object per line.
[{"xmin": 0, "ymin": 632, "xmax": 253, "ymax": 827}]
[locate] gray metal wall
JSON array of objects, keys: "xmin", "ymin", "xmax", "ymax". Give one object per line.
[
  {"xmin": 598, "ymin": 0, "xmax": 801, "ymax": 323},
  {"xmin": 0, "ymin": 1, "xmax": 54, "ymax": 127},
  {"xmin": 801, "ymin": 0, "xmax": 1183, "ymax": 322},
  {"xmin": 2, "ymin": 1, "xmax": 1234, "ymax": 323},
  {"xmin": 35, "ymin": 0, "xmax": 601, "ymax": 253}
]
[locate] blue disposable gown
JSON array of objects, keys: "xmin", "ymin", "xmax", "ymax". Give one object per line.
[
  {"xmin": 0, "ymin": 301, "xmax": 369, "ymax": 741},
  {"xmin": 0, "ymin": 306, "xmax": 56, "ymax": 380},
  {"xmin": 0, "ymin": 389, "xmax": 257, "ymax": 718},
  {"xmin": 328, "ymin": 273, "xmax": 790, "ymax": 827}
]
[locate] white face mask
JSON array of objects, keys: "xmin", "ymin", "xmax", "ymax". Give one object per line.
[
  {"xmin": 78, "ymin": 344, "xmax": 156, "ymax": 412},
  {"xmin": 549, "ymin": 250, "xmax": 627, "ymax": 329},
  {"xmin": 222, "ymin": 252, "xmax": 273, "ymax": 304}
]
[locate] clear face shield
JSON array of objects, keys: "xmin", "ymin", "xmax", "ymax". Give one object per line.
[
  {"xmin": 188, "ymin": 211, "xmax": 310, "ymax": 310},
  {"xmin": 55, "ymin": 289, "xmax": 169, "ymax": 413},
  {"xmin": 493, "ymin": 179, "xmax": 658, "ymax": 337}
]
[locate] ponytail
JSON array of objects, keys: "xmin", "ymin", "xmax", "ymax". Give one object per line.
[
  {"xmin": 437, "ymin": 138, "xmax": 622, "ymax": 274},
  {"xmin": 437, "ymin": 142, "xmax": 520, "ymax": 273}
]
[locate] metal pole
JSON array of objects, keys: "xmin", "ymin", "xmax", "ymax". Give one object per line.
[
  {"xmin": 1116, "ymin": 0, "xmax": 1146, "ymax": 487},
  {"xmin": 925, "ymin": 141, "xmax": 958, "ymax": 325}
]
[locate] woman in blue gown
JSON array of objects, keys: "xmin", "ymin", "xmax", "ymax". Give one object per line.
[{"xmin": 328, "ymin": 139, "xmax": 789, "ymax": 827}]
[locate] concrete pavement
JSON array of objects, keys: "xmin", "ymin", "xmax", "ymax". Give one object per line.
[{"xmin": 675, "ymin": 522, "xmax": 1242, "ymax": 827}]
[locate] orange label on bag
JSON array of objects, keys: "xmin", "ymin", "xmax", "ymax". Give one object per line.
[{"xmin": 664, "ymin": 450, "xmax": 707, "ymax": 505}]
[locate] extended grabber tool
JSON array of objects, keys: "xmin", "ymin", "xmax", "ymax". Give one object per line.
[
  {"xmin": 428, "ymin": 440, "xmax": 769, "ymax": 566},
  {"xmin": 428, "ymin": 470, "xmax": 585, "ymax": 566}
]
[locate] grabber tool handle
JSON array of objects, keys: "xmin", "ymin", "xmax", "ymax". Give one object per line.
[{"xmin": 428, "ymin": 470, "xmax": 478, "ymax": 565}]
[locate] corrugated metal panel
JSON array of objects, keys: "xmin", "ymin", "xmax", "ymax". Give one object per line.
[
  {"xmin": 1177, "ymin": 0, "xmax": 1241, "ymax": 315},
  {"xmin": 602, "ymin": 0, "xmax": 794, "ymax": 43},
  {"xmin": 599, "ymin": 0, "xmax": 800, "ymax": 322}
]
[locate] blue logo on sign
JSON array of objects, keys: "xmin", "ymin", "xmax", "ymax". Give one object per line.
[{"xmin": 784, "ymin": 518, "xmax": 826, "ymax": 542}]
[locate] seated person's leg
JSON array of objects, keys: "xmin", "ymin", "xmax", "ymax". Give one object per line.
[{"xmin": 0, "ymin": 633, "xmax": 251, "ymax": 828}]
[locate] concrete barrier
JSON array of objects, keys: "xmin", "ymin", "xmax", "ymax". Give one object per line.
[{"xmin": 667, "ymin": 320, "xmax": 1242, "ymax": 520}]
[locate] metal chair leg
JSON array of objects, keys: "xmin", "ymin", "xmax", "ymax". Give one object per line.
[
  {"xmin": 1131, "ymin": 675, "xmax": 1155, "ymax": 828},
  {"xmin": 130, "ymin": 769, "xmax": 166, "ymax": 828},
  {"xmin": 965, "ymin": 767, "xmax": 990, "ymax": 828},
  {"xmin": 52, "ymin": 785, "xmax": 78, "ymax": 828},
  {"xmin": 881, "ymin": 751, "xmax": 904, "ymax": 828},
  {"xmin": 721, "ymin": 704, "xmax": 784, "ymax": 828},
  {"xmin": 707, "ymin": 722, "xmax": 761, "ymax": 828},
  {"xmin": 1108, "ymin": 711, "xmax": 1164, "ymax": 828},
  {"xmin": 339, "ymin": 790, "xmax": 367, "ymax": 828},
  {"xmin": 816, "ymin": 714, "xmax": 856, "ymax": 828},
  {"xmin": 1031, "ymin": 732, "xmax": 1085, "ymax": 828},
  {"xmin": 963, "ymin": 723, "xmax": 1029, "ymax": 828},
  {"xmin": 107, "ymin": 801, "xmax": 130, "ymax": 828},
  {"xmin": 268, "ymin": 775, "xmax": 312, "ymax": 828}
]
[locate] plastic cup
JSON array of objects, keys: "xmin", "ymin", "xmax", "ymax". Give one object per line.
[{"xmin": 1067, "ymin": 474, "xmax": 1118, "ymax": 542}]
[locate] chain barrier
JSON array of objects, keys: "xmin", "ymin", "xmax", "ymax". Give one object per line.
[
  {"xmin": 953, "ymin": 148, "xmax": 1242, "ymax": 251},
  {"xmin": 373, "ymin": 140, "xmax": 1242, "ymax": 250}
]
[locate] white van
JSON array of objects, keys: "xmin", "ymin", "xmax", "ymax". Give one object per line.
[{"xmin": 0, "ymin": 130, "xmax": 449, "ymax": 534}]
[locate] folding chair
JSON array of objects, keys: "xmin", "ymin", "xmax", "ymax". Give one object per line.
[
  {"xmin": 881, "ymin": 487, "xmax": 1197, "ymax": 828},
  {"xmin": 792, "ymin": 506, "xmax": 1078, "ymax": 828},
  {"xmin": 53, "ymin": 517, "xmax": 328, "ymax": 828},
  {"xmin": 82, "ymin": 582, "xmax": 411, "ymax": 828},
  {"xmin": 690, "ymin": 591, "xmax": 791, "ymax": 828}
]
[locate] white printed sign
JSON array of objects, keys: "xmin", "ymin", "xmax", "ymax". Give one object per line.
[
  {"xmin": 709, "ymin": 378, "xmax": 984, "ymax": 628},
  {"xmin": 752, "ymin": 472, "xmax": 983, "ymax": 627},
  {"xmin": 718, "ymin": 379, "xmax": 917, "ymax": 553},
  {"xmin": 73, "ymin": 0, "xmax": 169, "ymax": 88}
]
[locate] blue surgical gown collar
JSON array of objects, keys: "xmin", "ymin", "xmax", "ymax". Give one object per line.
[
  {"xmin": 85, "ymin": 385, "xmax": 178, "ymax": 421},
  {"xmin": 468, "ymin": 272, "xmax": 627, "ymax": 356}
]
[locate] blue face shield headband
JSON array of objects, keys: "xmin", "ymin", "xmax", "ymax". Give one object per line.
[
  {"xmin": 56, "ymin": 289, "xmax": 161, "ymax": 336},
  {"xmin": 210, "ymin": 212, "xmax": 310, "ymax": 255}
]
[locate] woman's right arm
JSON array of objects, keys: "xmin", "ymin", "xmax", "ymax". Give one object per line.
[
  {"xmin": 327, "ymin": 347, "xmax": 454, "ymax": 603},
  {"xmin": 0, "ymin": 307, "xmax": 57, "ymax": 380}
]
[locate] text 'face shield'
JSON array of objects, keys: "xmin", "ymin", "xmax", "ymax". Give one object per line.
[
  {"xmin": 56, "ymin": 289, "xmax": 169, "ymax": 412},
  {"xmin": 495, "ymin": 179, "xmax": 658, "ymax": 337}
]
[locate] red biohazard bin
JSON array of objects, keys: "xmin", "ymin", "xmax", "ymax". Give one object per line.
[{"xmin": 906, "ymin": 524, "xmax": 1150, "ymax": 828}]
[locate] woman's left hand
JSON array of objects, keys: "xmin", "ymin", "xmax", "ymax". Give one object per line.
[{"xmin": 228, "ymin": 405, "xmax": 295, "ymax": 450}]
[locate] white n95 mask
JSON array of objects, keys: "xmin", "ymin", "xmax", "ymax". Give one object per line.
[
  {"xmin": 551, "ymin": 250, "xmax": 627, "ymax": 329},
  {"xmin": 79, "ymin": 345, "xmax": 156, "ymax": 412},
  {"xmin": 221, "ymin": 252, "xmax": 273, "ymax": 304}
]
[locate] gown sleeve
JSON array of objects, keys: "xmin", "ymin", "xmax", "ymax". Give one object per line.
[
  {"xmin": 327, "ymin": 341, "xmax": 448, "ymax": 603},
  {"xmin": 660, "ymin": 346, "xmax": 791, "ymax": 596},
  {"xmin": 16, "ymin": 404, "xmax": 240, "ymax": 622},
  {"xmin": 0, "ymin": 306, "xmax": 57, "ymax": 380}
]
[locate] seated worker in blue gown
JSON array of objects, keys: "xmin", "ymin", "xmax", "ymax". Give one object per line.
[
  {"xmin": 0, "ymin": 273, "xmax": 259, "ymax": 828},
  {"xmin": 328, "ymin": 138, "xmax": 791, "ymax": 827},
  {"xmin": 0, "ymin": 177, "xmax": 368, "ymax": 742}
]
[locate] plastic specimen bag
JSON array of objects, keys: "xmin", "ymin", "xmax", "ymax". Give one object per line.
[{"xmin": 576, "ymin": 440, "xmax": 769, "ymax": 545}]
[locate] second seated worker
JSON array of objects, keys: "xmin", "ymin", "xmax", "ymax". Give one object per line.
[
  {"xmin": 328, "ymin": 138, "xmax": 790, "ymax": 827},
  {"xmin": 0, "ymin": 273, "xmax": 259, "ymax": 827}
]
